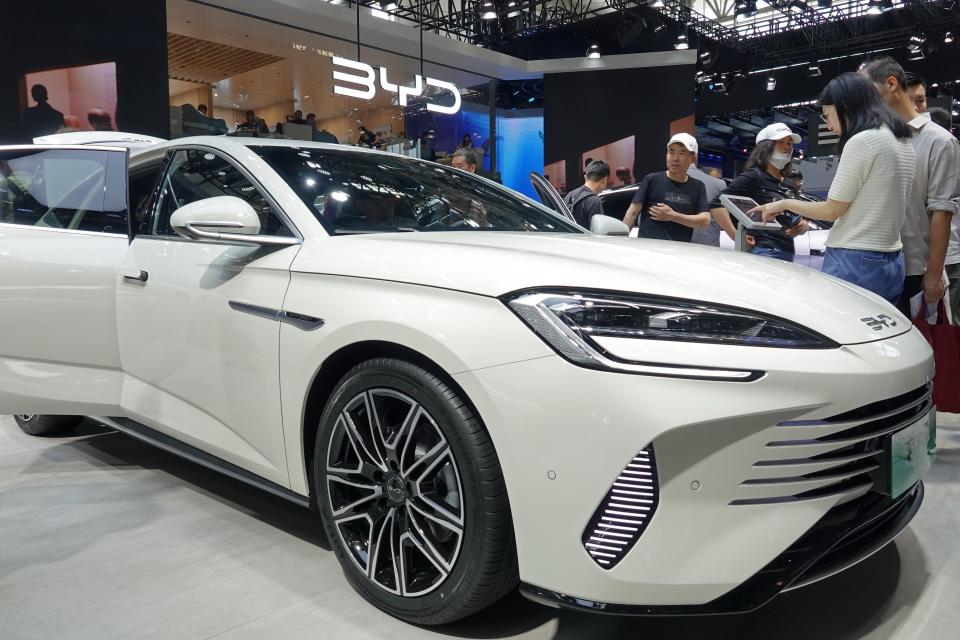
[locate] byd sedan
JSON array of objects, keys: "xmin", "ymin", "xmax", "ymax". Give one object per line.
[{"xmin": 0, "ymin": 136, "xmax": 935, "ymax": 624}]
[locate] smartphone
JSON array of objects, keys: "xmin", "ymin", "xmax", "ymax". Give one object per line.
[{"xmin": 775, "ymin": 211, "xmax": 802, "ymax": 230}]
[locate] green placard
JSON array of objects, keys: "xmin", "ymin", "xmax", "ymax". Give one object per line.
[{"xmin": 890, "ymin": 410, "xmax": 936, "ymax": 499}]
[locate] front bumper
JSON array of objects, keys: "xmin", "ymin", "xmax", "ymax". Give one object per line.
[
  {"xmin": 452, "ymin": 328, "xmax": 933, "ymax": 608},
  {"xmin": 519, "ymin": 481, "xmax": 923, "ymax": 614}
]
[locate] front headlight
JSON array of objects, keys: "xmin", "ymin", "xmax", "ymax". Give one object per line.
[{"xmin": 505, "ymin": 291, "xmax": 836, "ymax": 380}]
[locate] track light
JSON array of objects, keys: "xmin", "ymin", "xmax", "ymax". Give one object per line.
[
  {"xmin": 674, "ymin": 32, "xmax": 689, "ymax": 50},
  {"xmin": 481, "ymin": 10, "xmax": 497, "ymax": 18},
  {"xmin": 766, "ymin": 75, "xmax": 777, "ymax": 90},
  {"xmin": 650, "ymin": 0, "xmax": 665, "ymax": 7},
  {"xmin": 866, "ymin": 0, "xmax": 882, "ymax": 15},
  {"xmin": 586, "ymin": 43, "xmax": 601, "ymax": 59},
  {"xmin": 699, "ymin": 49, "xmax": 712, "ymax": 64},
  {"xmin": 946, "ymin": 31, "xmax": 955, "ymax": 43},
  {"xmin": 910, "ymin": 34, "xmax": 927, "ymax": 46},
  {"xmin": 907, "ymin": 45, "xmax": 926, "ymax": 60},
  {"xmin": 735, "ymin": 0, "xmax": 758, "ymax": 16},
  {"xmin": 808, "ymin": 63, "xmax": 822, "ymax": 77}
]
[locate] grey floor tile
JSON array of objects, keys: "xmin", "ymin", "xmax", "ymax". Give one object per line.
[{"xmin": 1, "ymin": 412, "xmax": 959, "ymax": 640}]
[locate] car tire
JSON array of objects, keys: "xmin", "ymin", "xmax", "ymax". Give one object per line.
[
  {"xmin": 313, "ymin": 358, "xmax": 517, "ymax": 625},
  {"xmin": 13, "ymin": 414, "xmax": 83, "ymax": 436}
]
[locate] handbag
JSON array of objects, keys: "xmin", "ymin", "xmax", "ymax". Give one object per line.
[{"xmin": 913, "ymin": 299, "xmax": 960, "ymax": 413}]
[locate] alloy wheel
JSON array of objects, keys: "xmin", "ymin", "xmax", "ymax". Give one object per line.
[{"xmin": 325, "ymin": 388, "xmax": 465, "ymax": 597}]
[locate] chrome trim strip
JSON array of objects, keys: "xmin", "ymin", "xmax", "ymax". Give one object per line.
[
  {"xmin": 0, "ymin": 222, "xmax": 128, "ymax": 239},
  {"xmin": 778, "ymin": 387, "xmax": 932, "ymax": 427},
  {"xmin": 228, "ymin": 300, "xmax": 280, "ymax": 322},
  {"xmin": 228, "ymin": 301, "xmax": 324, "ymax": 331}
]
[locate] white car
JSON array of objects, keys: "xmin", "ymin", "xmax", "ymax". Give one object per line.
[{"xmin": 0, "ymin": 136, "xmax": 936, "ymax": 624}]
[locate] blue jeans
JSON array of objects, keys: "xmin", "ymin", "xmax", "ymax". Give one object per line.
[
  {"xmin": 823, "ymin": 248, "xmax": 904, "ymax": 304},
  {"xmin": 752, "ymin": 246, "xmax": 794, "ymax": 262}
]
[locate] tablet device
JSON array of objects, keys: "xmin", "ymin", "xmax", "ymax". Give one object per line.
[{"xmin": 719, "ymin": 194, "xmax": 782, "ymax": 230}]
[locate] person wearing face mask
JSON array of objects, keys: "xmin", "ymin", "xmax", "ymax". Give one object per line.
[
  {"xmin": 752, "ymin": 73, "xmax": 915, "ymax": 304},
  {"xmin": 710, "ymin": 123, "xmax": 808, "ymax": 261}
]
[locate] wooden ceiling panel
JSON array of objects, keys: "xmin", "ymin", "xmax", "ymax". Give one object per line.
[{"xmin": 167, "ymin": 33, "xmax": 284, "ymax": 85}]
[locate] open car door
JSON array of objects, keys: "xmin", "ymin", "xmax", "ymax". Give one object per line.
[
  {"xmin": 0, "ymin": 144, "xmax": 130, "ymax": 416},
  {"xmin": 528, "ymin": 171, "xmax": 575, "ymax": 222}
]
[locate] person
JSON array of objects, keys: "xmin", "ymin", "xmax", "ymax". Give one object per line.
[
  {"xmin": 197, "ymin": 104, "xmax": 209, "ymax": 116},
  {"xmin": 87, "ymin": 108, "xmax": 113, "ymax": 131},
  {"xmin": 711, "ymin": 122, "xmax": 808, "ymax": 260},
  {"xmin": 623, "ymin": 133, "xmax": 710, "ymax": 242},
  {"xmin": 287, "ymin": 110, "xmax": 307, "ymax": 125},
  {"xmin": 237, "ymin": 110, "xmax": 269, "ymax": 135},
  {"xmin": 904, "ymin": 72, "xmax": 927, "ymax": 114},
  {"xmin": 688, "ymin": 158, "xmax": 726, "ymax": 246},
  {"xmin": 792, "ymin": 171, "xmax": 804, "ymax": 193},
  {"xmin": 926, "ymin": 107, "xmax": 952, "ymax": 131},
  {"xmin": 752, "ymin": 73, "xmax": 915, "ymax": 304},
  {"xmin": 305, "ymin": 113, "xmax": 338, "ymax": 144},
  {"xmin": 21, "ymin": 84, "xmax": 64, "ymax": 140},
  {"xmin": 707, "ymin": 168, "xmax": 722, "ymax": 179},
  {"xmin": 456, "ymin": 134, "xmax": 472, "ymax": 151},
  {"xmin": 862, "ymin": 57, "xmax": 960, "ymax": 313},
  {"xmin": 564, "ymin": 160, "xmax": 610, "ymax": 228},
  {"xmin": 451, "ymin": 148, "xmax": 478, "ymax": 173},
  {"xmin": 357, "ymin": 125, "xmax": 377, "ymax": 147}
]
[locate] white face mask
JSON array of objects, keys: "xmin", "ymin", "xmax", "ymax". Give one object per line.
[{"xmin": 769, "ymin": 151, "xmax": 792, "ymax": 170}]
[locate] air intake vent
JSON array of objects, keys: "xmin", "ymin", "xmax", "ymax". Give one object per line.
[
  {"xmin": 582, "ymin": 445, "xmax": 659, "ymax": 569},
  {"xmin": 732, "ymin": 384, "xmax": 932, "ymax": 506}
]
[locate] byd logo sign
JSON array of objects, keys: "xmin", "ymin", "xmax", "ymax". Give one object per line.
[{"xmin": 332, "ymin": 57, "xmax": 462, "ymax": 115}]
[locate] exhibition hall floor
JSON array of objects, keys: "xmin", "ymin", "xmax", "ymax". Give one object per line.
[{"xmin": 1, "ymin": 413, "xmax": 958, "ymax": 640}]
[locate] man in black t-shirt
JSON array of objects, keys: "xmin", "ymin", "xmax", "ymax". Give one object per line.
[
  {"xmin": 564, "ymin": 160, "xmax": 610, "ymax": 228},
  {"xmin": 623, "ymin": 133, "xmax": 710, "ymax": 242}
]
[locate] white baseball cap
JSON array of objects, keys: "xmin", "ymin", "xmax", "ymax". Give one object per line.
[
  {"xmin": 667, "ymin": 133, "xmax": 698, "ymax": 154},
  {"xmin": 756, "ymin": 122, "xmax": 801, "ymax": 144}
]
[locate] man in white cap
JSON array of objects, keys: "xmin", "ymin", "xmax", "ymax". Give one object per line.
[
  {"xmin": 710, "ymin": 122, "xmax": 806, "ymax": 261},
  {"xmin": 623, "ymin": 133, "xmax": 710, "ymax": 242}
]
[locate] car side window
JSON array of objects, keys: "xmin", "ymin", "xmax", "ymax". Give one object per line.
[
  {"xmin": 141, "ymin": 149, "xmax": 292, "ymax": 237},
  {"xmin": 0, "ymin": 147, "xmax": 127, "ymax": 234}
]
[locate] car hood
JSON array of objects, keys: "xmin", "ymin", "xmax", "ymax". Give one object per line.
[{"xmin": 295, "ymin": 232, "xmax": 910, "ymax": 345}]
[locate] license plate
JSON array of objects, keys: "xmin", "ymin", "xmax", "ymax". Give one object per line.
[{"xmin": 889, "ymin": 409, "xmax": 936, "ymax": 498}]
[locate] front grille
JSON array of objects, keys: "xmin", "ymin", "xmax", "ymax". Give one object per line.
[
  {"xmin": 732, "ymin": 383, "xmax": 932, "ymax": 506},
  {"xmin": 582, "ymin": 445, "xmax": 659, "ymax": 569}
]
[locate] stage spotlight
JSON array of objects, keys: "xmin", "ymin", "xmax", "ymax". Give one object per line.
[
  {"xmin": 674, "ymin": 33, "xmax": 689, "ymax": 50},
  {"xmin": 735, "ymin": 0, "xmax": 758, "ymax": 16},
  {"xmin": 910, "ymin": 34, "xmax": 927, "ymax": 46},
  {"xmin": 586, "ymin": 43, "xmax": 601, "ymax": 59},
  {"xmin": 808, "ymin": 63, "xmax": 822, "ymax": 77},
  {"xmin": 766, "ymin": 75, "xmax": 777, "ymax": 90},
  {"xmin": 651, "ymin": 0, "xmax": 665, "ymax": 7},
  {"xmin": 481, "ymin": 1, "xmax": 496, "ymax": 19},
  {"xmin": 866, "ymin": 0, "xmax": 882, "ymax": 15},
  {"xmin": 907, "ymin": 45, "xmax": 926, "ymax": 60},
  {"xmin": 946, "ymin": 31, "xmax": 955, "ymax": 43}
]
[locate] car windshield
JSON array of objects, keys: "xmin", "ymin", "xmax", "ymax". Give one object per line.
[{"xmin": 253, "ymin": 146, "xmax": 583, "ymax": 236}]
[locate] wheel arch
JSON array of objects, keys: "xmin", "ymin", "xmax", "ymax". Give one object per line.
[{"xmin": 300, "ymin": 340, "xmax": 498, "ymax": 508}]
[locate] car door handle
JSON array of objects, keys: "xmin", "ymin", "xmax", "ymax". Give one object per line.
[{"xmin": 121, "ymin": 269, "xmax": 149, "ymax": 283}]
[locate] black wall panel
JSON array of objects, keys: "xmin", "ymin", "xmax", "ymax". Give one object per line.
[
  {"xmin": 544, "ymin": 64, "xmax": 696, "ymax": 191},
  {"xmin": 0, "ymin": 0, "xmax": 169, "ymax": 143}
]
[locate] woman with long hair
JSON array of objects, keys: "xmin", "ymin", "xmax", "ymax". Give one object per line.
[
  {"xmin": 711, "ymin": 122, "xmax": 808, "ymax": 261},
  {"xmin": 752, "ymin": 72, "xmax": 915, "ymax": 303}
]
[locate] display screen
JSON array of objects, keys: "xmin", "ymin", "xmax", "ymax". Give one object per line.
[{"xmin": 21, "ymin": 62, "xmax": 118, "ymax": 140}]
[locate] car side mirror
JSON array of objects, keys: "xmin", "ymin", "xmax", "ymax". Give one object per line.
[
  {"xmin": 168, "ymin": 196, "xmax": 298, "ymax": 246},
  {"xmin": 590, "ymin": 215, "xmax": 630, "ymax": 236}
]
